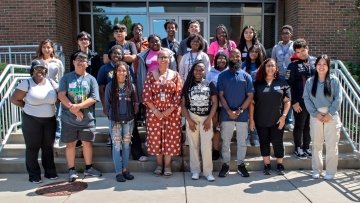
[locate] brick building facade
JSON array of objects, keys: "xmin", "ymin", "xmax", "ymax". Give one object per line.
[{"xmin": 0, "ymin": 0, "xmax": 359, "ymax": 67}]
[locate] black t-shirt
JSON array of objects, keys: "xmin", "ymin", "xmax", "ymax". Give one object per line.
[
  {"xmin": 253, "ymin": 79, "xmax": 290, "ymax": 127},
  {"xmin": 187, "ymin": 80, "xmax": 217, "ymax": 116},
  {"xmin": 104, "ymin": 41, "xmax": 137, "ymax": 67}
]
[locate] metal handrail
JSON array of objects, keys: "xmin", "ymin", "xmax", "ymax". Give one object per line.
[
  {"xmin": 0, "ymin": 45, "xmax": 38, "ymax": 65},
  {"xmin": 332, "ymin": 60, "xmax": 360, "ymax": 155}
]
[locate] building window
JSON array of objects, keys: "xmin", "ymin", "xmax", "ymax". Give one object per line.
[{"xmin": 149, "ymin": 2, "xmax": 207, "ymax": 13}]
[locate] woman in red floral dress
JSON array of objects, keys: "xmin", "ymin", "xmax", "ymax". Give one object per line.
[{"xmin": 143, "ymin": 49, "xmax": 182, "ymax": 176}]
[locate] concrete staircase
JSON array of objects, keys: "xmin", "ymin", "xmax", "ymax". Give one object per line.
[{"xmin": 1, "ymin": 104, "xmax": 359, "ymax": 173}]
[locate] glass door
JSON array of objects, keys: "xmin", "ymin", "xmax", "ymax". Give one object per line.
[{"xmin": 149, "ymin": 15, "xmax": 208, "ymax": 42}]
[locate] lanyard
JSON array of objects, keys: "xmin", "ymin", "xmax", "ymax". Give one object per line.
[
  {"xmin": 158, "ymin": 69, "xmax": 169, "ymax": 91},
  {"xmin": 166, "ymin": 39, "xmax": 174, "ymax": 50}
]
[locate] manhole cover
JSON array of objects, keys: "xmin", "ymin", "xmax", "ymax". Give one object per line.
[{"xmin": 35, "ymin": 181, "xmax": 88, "ymax": 196}]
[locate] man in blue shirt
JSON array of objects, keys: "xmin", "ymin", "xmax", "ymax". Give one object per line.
[{"xmin": 217, "ymin": 49, "xmax": 254, "ymax": 178}]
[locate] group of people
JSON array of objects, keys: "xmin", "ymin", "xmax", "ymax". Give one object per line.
[{"xmin": 10, "ymin": 20, "xmax": 342, "ymax": 184}]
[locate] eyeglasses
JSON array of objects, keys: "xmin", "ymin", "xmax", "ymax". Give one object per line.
[
  {"xmin": 158, "ymin": 56, "xmax": 169, "ymax": 60},
  {"xmin": 281, "ymin": 32, "xmax": 291, "ymax": 35},
  {"xmin": 79, "ymin": 37, "xmax": 89, "ymax": 41},
  {"xmin": 34, "ymin": 67, "xmax": 46, "ymax": 72},
  {"xmin": 75, "ymin": 59, "xmax": 88, "ymax": 63},
  {"xmin": 266, "ymin": 64, "xmax": 276, "ymax": 67},
  {"xmin": 216, "ymin": 58, "xmax": 227, "ymax": 62}
]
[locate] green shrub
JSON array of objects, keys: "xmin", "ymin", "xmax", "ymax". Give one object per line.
[{"xmin": 344, "ymin": 61, "xmax": 360, "ymax": 83}]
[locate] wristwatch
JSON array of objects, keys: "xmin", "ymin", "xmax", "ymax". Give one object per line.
[{"xmin": 238, "ymin": 107, "xmax": 244, "ymax": 113}]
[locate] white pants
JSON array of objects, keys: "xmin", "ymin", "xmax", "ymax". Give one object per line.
[
  {"xmin": 186, "ymin": 112, "xmax": 214, "ymax": 176},
  {"xmin": 310, "ymin": 115, "xmax": 342, "ymax": 176},
  {"xmin": 221, "ymin": 121, "xmax": 248, "ymax": 165}
]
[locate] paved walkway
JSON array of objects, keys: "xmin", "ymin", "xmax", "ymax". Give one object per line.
[{"xmin": 0, "ymin": 170, "xmax": 359, "ymax": 203}]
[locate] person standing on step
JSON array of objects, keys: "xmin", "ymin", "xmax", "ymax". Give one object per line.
[
  {"xmin": 237, "ymin": 25, "xmax": 267, "ymax": 62},
  {"xmin": 161, "ymin": 20, "xmax": 180, "ymax": 58},
  {"xmin": 143, "ymin": 50, "xmax": 182, "ymax": 176},
  {"xmin": 11, "ymin": 59, "xmax": 59, "ymax": 184},
  {"xmin": 134, "ymin": 34, "xmax": 177, "ymax": 162},
  {"xmin": 272, "ymin": 25, "xmax": 295, "ymax": 132},
  {"xmin": 179, "ymin": 33, "xmax": 210, "ymax": 82},
  {"xmin": 287, "ymin": 38, "xmax": 316, "ymax": 159},
  {"xmin": 105, "ymin": 61, "xmax": 138, "ymax": 182},
  {"xmin": 206, "ymin": 52, "xmax": 229, "ymax": 160},
  {"xmin": 34, "ymin": 39, "xmax": 65, "ymax": 149},
  {"xmin": 303, "ymin": 55, "xmax": 342, "ymax": 180},
  {"xmin": 182, "ymin": 60, "xmax": 218, "ymax": 182},
  {"xmin": 129, "ymin": 23, "xmax": 149, "ymax": 54},
  {"xmin": 177, "ymin": 20, "xmax": 209, "ymax": 64},
  {"xmin": 241, "ymin": 44, "xmax": 264, "ymax": 147},
  {"xmin": 58, "ymin": 52, "xmax": 102, "ymax": 182},
  {"xmin": 249, "ymin": 58, "xmax": 291, "ymax": 175},
  {"xmin": 217, "ymin": 49, "xmax": 253, "ymax": 178}
]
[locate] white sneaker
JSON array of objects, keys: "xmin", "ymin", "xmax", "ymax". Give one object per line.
[
  {"xmin": 206, "ymin": 174, "xmax": 215, "ymax": 182},
  {"xmin": 54, "ymin": 138, "xmax": 65, "ymax": 149},
  {"xmin": 254, "ymin": 140, "xmax": 260, "ymax": 147},
  {"xmin": 246, "ymin": 140, "xmax": 251, "ymax": 147},
  {"xmin": 324, "ymin": 174, "xmax": 335, "ymax": 180},
  {"xmin": 191, "ymin": 173, "xmax": 199, "ymax": 180},
  {"xmin": 312, "ymin": 173, "xmax": 320, "ymax": 179}
]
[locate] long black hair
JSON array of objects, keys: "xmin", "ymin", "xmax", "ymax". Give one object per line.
[
  {"xmin": 311, "ymin": 54, "xmax": 332, "ymax": 97},
  {"xmin": 244, "ymin": 44, "xmax": 264, "ymax": 74},
  {"xmin": 182, "ymin": 60, "xmax": 205, "ymax": 107},
  {"xmin": 110, "ymin": 61, "xmax": 133, "ymax": 121},
  {"xmin": 237, "ymin": 25, "xmax": 259, "ymax": 52}
]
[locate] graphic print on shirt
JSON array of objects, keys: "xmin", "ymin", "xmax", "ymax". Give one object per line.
[
  {"xmin": 68, "ymin": 78, "xmax": 89, "ymax": 104},
  {"xmin": 188, "ymin": 83, "xmax": 211, "ymax": 115}
]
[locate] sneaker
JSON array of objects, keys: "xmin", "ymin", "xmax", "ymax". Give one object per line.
[
  {"xmin": 116, "ymin": 174, "xmax": 126, "ymax": 182},
  {"xmin": 191, "ymin": 173, "xmax": 200, "ymax": 180},
  {"xmin": 212, "ymin": 150, "xmax": 220, "ymax": 160},
  {"xmin": 324, "ymin": 174, "xmax": 335, "ymax": 180},
  {"xmin": 294, "ymin": 147, "xmax": 307, "ymax": 159},
  {"xmin": 254, "ymin": 140, "xmax": 260, "ymax": 147},
  {"xmin": 84, "ymin": 167, "xmax": 102, "ymax": 177},
  {"xmin": 45, "ymin": 174, "xmax": 59, "ymax": 180},
  {"xmin": 246, "ymin": 139, "xmax": 251, "ymax": 147},
  {"xmin": 206, "ymin": 174, "xmax": 215, "ymax": 182},
  {"xmin": 29, "ymin": 177, "xmax": 42, "ymax": 184},
  {"xmin": 263, "ymin": 164, "xmax": 272, "ymax": 175},
  {"xmin": 218, "ymin": 163, "xmax": 229, "ymax": 178},
  {"xmin": 68, "ymin": 169, "xmax": 78, "ymax": 182},
  {"xmin": 276, "ymin": 164, "xmax": 285, "ymax": 175},
  {"xmin": 304, "ymin": 148, "xmax": 312, "ymax": 157},
  {"xmin": 312, "ymin": 173, "xmax": 320, "ymax": 179},
  {"xmin": 237, "ymin": 163, "xmax": 250, "ymax": 177},
  {"xmin": 123, "ymin": 171, "xmax": 134, "ymax": 180},
  {"xmin": 138, "ymin": 156, "xmax": 148, "ymax": 162},
  {"xmin": 54, "ymin": 138, "xmax": 60, "ymax": 148},
  {"xmin": 285, "ymin": 124, "xmax": 294, "ymax": 131}
]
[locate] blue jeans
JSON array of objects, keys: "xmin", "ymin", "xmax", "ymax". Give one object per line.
[
  {"xmin": 55, "ymin": 103, "xmax": 62, "ymax": 139},
  {"xmin": 246, "ymin": 128, "xmax": 259, "ymax": 142},
  {"xmin": 111, "ymin": 120, "xmax": 134, "ymax": 174}
]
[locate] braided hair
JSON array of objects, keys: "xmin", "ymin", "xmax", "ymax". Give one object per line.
[
  {"xmin": 182, "ymin": 59, "xmax": 205, "ymax": 108},
  {"xmin": 110, "ymin": 61, "xmax": 133, "ymax": 121}
]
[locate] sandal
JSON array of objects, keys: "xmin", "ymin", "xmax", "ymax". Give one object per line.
[
  {"xmin": 153, "ymin": 166, "xmax": 163, "ymax": 176},
  {"xmin": 138, "ymin": 156, "xmax": 148, "ymax": 162},
  {"xmin": 163, "ymin": 168, "xmax": 172, "ymax": 176}
]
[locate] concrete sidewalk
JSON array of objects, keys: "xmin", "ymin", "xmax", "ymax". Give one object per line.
[{"xmin": 0, "ymin": 170, "xmax": 359, "ymax": 203}]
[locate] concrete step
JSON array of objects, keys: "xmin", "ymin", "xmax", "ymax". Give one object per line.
[
  {"xmin": 0, "ymin": 153, "xmax": 359, "ymax": 173},
  {"xmin": 1, "ymin": 140, "xmax": 353, "ymax": 158}
]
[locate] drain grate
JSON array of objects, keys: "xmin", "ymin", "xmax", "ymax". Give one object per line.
[{"xmin": 35, "ymin": 181, "xmax": 88, "ymax": 196}]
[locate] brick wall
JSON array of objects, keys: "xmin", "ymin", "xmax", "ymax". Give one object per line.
[
  {"xmin": 282, "ymin": 0, "xmax": 360, "ymax": 64},
  {"xmin": 0, "ymin": 0, "xmax": 77, "ymax": 68},
  {"xmin": 0, "ymin": 0, "xmax": 57, "ymax": 45}
]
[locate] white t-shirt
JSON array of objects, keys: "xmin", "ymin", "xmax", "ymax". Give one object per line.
[{"xmin": 16, "ymin": 78, "xmax": 58, "ymax": 117}]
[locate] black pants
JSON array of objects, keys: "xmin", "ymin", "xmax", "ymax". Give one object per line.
[
  {"xmin": 293, "ymin": 104, "xmax": 311, "ymax": 149},
  {"xmin": 21, "ymin": 112, "xmax": 57, "ymax": 180},
  {"xmin": 131, "ymin": 103, "xmax": 146, "ymax": 160},
  {"xmin": 256, "ymin": 125, "xmax": 284, "ymax": 158}
]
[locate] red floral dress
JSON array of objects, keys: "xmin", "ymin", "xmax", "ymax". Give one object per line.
[{"xmin": 143, "ymin": 71, "xmax": 182, "ymax": 156}]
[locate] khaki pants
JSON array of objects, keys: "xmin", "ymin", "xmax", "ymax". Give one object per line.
[
  {"xmin": 186, "ymin": 112, "xmax": 213, "ymax": 176},
  {"xmin": 310, "ymin": 115, "xmax": 342, "ymax": 176}
]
